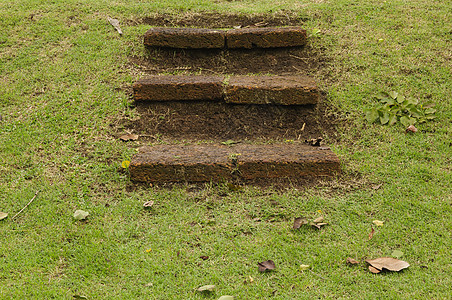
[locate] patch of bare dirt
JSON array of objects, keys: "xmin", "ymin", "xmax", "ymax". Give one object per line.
[
  {"xmin": 120, "ymin": 94, "xmax": 339, "ymax": 143},
  {"xmin": 130, "ymin": 46, "xmax": 324, "ymax": 76},
  {"xmin": 122, "ymin": 12, "xmax": 341, "ymax": 143}
]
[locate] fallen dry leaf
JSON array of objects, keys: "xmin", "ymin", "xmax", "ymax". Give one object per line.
[
  {"xmin": 143, "ymin": 201, "xmax": 154, "ymax": 208},
  {"xmin": 0, "ymin": 212, "xmax": 8, "ymax": 221},
  {"xmin": 368, "ymin": 227, "xmax": 375, "ymax": 240},
  {"xmin": 311, "ymin": 222, "xmax": 328, "ymax": 229},
  {"xmin": 305, "ymin": 137, "xmax": 323, "ymax": 146},
  {"xmin": 218, "ymin": 296, "xmax": 234, "ymax": 300},
  {"xmin": 373, "ymin": 220, "xmax": 384, "ymax": 227},
  {"xmin": 119, "ymin": 133, "xmax": 139, "ymax": 141},
  {"xmin": 108, "ymin": 17, "xmax": 123, "ymax": 35},
  {"xmin": 406, "ymin": 125, "xmax": 418, "ymax": 133},
  {"xmin": 346, "ymin": 257, "xmax": 359, "ymax": 265},
  {"xmin": 293, "ymin": 217, "xmax": 308, "ymax": 229},
  {"xmin": 258, "ymin": 260, "xmax": 275, "ymax": 272},
  {"xmin": 200, "ymin": 256, "xmax": 209, "ymax": 260},
  {"xmin": 197, "ymin": 285, "xmax": 215, "ymax": 292},
  {"xmin": 368, "ymin": 265, "xmax": 381, "ymax": 274},
  {"xmin": 73, "ymin": 210, "xmax": 89, "ymax": 220},
  {"xmin": 366, "ymin": 257, "xmax": 410, "ymax": 272},
  {"xmin": 313, "ymin": 216, "xmax": 324, "ymax": 223}
]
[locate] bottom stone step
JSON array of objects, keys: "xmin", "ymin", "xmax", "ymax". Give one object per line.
[{"xmin": 130, "ymin": 144, "xmax": 340, "ymax": 183}]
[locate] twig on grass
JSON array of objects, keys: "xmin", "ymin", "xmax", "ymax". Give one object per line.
[{"xmin": 12, "ymin": 190, "xmax": 40, "ymax": 220}]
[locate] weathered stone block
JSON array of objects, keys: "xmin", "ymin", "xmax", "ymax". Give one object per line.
[
  {"xmin": 129, "ymin": 144, "xmax": 340, "ymax": 182},
  {"xmin": 130, "ymin": 145, "xmax": 233, "ymax": 182},
  {"xmin": 133, "ymin": 75, "xmax": 225, "ymax": 101},
  {"xmin": 144, "ymin": 27, "xmax": 225, "ymax": 49},
  {"xmin": 235, "ymin": 144, "xmax": 340, "ymax": 180},
  {"xmin": 226, "ymin": 27, "xmax": 307, "ymax": 49},
  {"xmin": 224, "ymin": 75, "xmax": 319, "ymax": 105}
]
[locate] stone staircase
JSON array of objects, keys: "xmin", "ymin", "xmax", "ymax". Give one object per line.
[{"xmin": 129, "ymin": 26, "xmax": 340, "ymax": 183}]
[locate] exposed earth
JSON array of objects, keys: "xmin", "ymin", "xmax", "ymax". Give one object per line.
[{"xmin": 121, "ymin": 12, "xmax": 341, "ymax": 144}]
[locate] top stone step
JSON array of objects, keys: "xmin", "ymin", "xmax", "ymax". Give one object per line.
[{"xmin": 143, "ymin": 27, "xmax": 307, "ymax": 49}]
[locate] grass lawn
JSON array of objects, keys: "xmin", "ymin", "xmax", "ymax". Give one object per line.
[{"xmin": 1, "ymin": 0, "xmax": 451, "ymax": 299}]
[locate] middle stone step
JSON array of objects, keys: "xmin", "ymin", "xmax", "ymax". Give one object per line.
[{"xmin": 133, "ymin": 75, "xmax": 319, "ymax": 105}]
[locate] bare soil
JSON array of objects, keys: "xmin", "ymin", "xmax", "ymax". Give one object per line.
[
  {"xmin": 123, "ymin": 100, "xmax": 337, "ymax": 142},
  {"xmin": 123, "ymin": 12, "xmax": 340, "ymax": 143}
]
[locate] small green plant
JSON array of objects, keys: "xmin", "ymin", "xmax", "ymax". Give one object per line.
[
  {"xmin": 365, "ymin": 91, "xmax": 436, "ymax": 126},
  {"xmin": 309, "ymin": 28, "xmax": 322, "ymax": 38}
]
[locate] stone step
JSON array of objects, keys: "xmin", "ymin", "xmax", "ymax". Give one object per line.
[
  {"xmin": 144, "ymin": 27, "xmax": 225, "ymax": 49},
  {"xmin": 225, "ymin": 27, "xmax": 307, "ymax": 49},
  {"xmin": 225, "ymin": 75, "xmax": 318, "ymax": 105},
  {"xmin": 130, "ymin": 144, "xmax": 340, "ymax": 183},
  {"xmin": 133, "ymin": 75, "xmax": 224, "ymax": 102},
  {"xmin": 144, "ymin": 27, "xmax": 307, "ymax": 49},
  {"xmin": 133, "ymin": 75, "xmax": 319, "ymax": 105}
]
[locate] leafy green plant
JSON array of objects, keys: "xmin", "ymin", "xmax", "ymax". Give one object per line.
[{"xmin": 365, "ymin": 91, "xmax": 436, "ymax": 126}]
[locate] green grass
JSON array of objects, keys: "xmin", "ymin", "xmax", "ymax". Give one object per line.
[{"xmin": 1, "ymin": 0, "xmax": 451, "ymax": 299}]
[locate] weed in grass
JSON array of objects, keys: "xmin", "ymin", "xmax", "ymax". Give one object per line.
[{"xmin": 365, "ymin": 91, "xmax": 436, "ymax": 127}]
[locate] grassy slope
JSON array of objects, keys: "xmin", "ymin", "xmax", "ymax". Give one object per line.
[{"xmin": 0, "ymin": 0, "xmax": 451, "ymax": 298}]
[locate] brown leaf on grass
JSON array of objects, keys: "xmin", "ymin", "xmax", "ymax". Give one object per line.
[
  {"xmin": 368, "ymin": 266, "xmax": 381, "ymax": 273},
  {"xmin": 368, "ymin": 227, "xmax": 375, "ymax": 240},
  {"xmin": 313, "ymin": 216, "xmax": 324, "ymax": 223},
  {"xmin": 143, "ymin": 201, "xmax": 154, "ymax": 208},
  {"xmin": 373, "ymin": 220, "xmax": 384, "ymax": 227},
  {"xmin": 0, "ymin": 212, "xmax": 8, "ymax": 221},
  {"xmin": 305, "ymin": 137, "xmax": 323, "ymax": 146},
  {"xmin": 200, "ymin": 256, "xmax": 209, "ymax": 260},
  {"xmin": 258, "ymin": 260, "xmax": 275, "ymax": 272},
  {"xmin": 108, "ymin": 17, "xmax": 123, "ymax": 35},
  {"xmin": 197, "ymin": 285, "xmax": 215, "ymax": 292},
  {"xmin": 311, "ymin": 222, "xmax": 328, "ymax": 229},
  {"xmin": 346, "ymin": 257, "xmax": 359, "ymax": 265},
  {"xmin": 366, "ymin": 257, "xmax": 410, "ymax": 272},
  {"xmin": 293, "ymin": 217, "xmax": 308, "ymax": 229},
  {"xmin": 406, "ymin": 125, "xmax": 418, "ymax": 133},
  {"xmin": 119, "ymin": 133, "xmax": 139, "ymax": 141}
]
